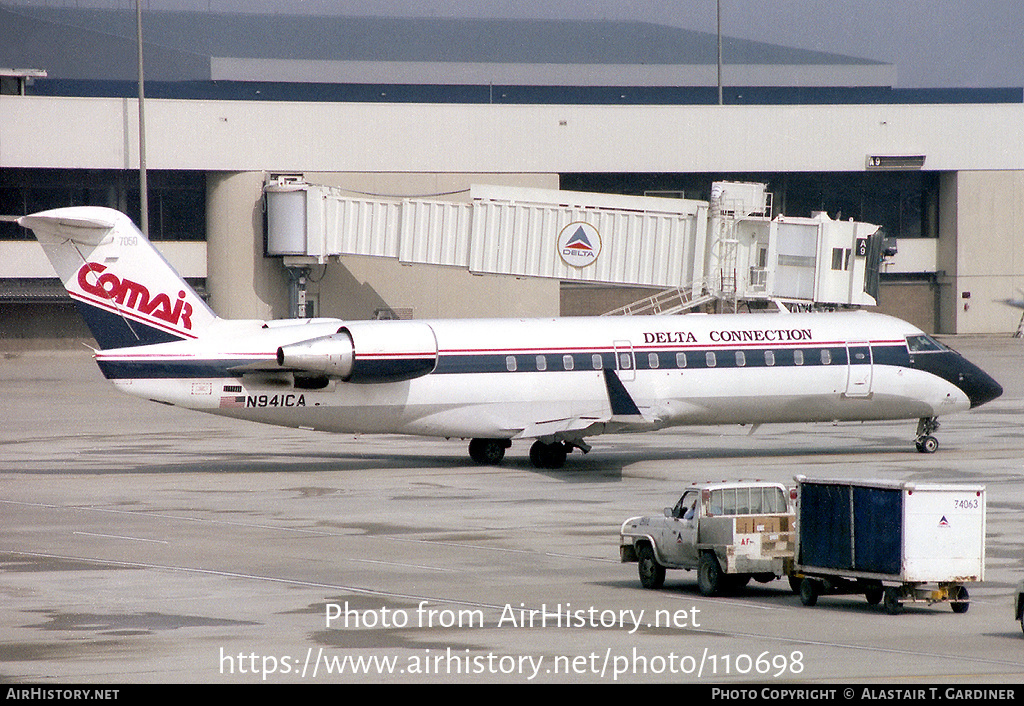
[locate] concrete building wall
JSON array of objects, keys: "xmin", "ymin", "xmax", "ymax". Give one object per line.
[
  {"xmin": 4, "ymin": 97, "xmax": 1024, "ymax": 174},
  {"xmin": 206, "ymin": 171, "xmax": 286, "ymax": 320},
  {"xmin": 937, "ymin": 171, "xmax": 1024, "ymax": 334},
  {"xmin": 4, "ymin": 95, "xmax": 1024, "ymax": 331}
]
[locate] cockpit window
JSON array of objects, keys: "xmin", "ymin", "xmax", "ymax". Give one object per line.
[{"xmin": 906, "ymin": 334, "xmax": 948, "ymax": 353}]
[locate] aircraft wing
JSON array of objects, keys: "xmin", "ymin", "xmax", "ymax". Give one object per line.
[
  {"xmin": 512, "ymin": 415, "xmax": 608, "ymax": 440},
  {"xmin": 511, "ymin": 369, "xmax": 658, "ymax": 440}
]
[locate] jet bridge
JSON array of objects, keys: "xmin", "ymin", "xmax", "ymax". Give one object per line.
[{"xmin": 264, "ymin": 177, "xmax": 884, "ymax": 315}]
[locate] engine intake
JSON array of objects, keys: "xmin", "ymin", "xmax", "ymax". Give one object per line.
[{"xmin": 277, "ymin": 321, "xmax": 438, "ymax": 383}]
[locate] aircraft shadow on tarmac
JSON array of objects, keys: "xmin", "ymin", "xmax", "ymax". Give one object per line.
[{"xmin": 9, "ymin": 432, "xmax": 940, "ymax": 477}]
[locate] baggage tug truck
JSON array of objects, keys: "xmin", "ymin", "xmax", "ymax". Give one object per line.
[
  {"xmin": 792, "ymin": 476, "xmax": 986, "ymax": 614},
  {"xmin": 620, "ymin": 481, "xmax": 796, "ymax": 596}
]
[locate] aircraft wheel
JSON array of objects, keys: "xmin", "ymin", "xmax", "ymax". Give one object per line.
[
  {"xmin": 915, "ymin": 435, "xmax": 939, "ymax": 453},
  {"xmin": 529, "ymin": 440, "xmax": 567, "ymax": 469},
  {"xmin": 469, "ymin": 438, "xmax": 508, "ymax": 465},
  {"xmin": 637, "ymin": 544, "xmax": 665, "ymax": 590}
]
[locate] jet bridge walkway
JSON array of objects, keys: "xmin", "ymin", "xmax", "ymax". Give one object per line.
[{"xmin": 264, "ymin": 178, "xmax": 884, "ymax": 314}]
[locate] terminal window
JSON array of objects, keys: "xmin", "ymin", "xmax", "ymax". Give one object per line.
[{"xmin": 0, "ymin": 168, "xmax": 206, "ymax": 241}]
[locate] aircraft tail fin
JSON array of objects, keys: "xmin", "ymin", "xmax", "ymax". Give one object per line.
[{"xmin": 19, "ymin": 206, "xmax": 218, "ymax": 349}]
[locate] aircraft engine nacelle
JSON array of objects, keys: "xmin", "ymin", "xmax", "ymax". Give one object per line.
[{"xmin": 277, "ymin": 321, "xmax": 438, "ymax": 383}]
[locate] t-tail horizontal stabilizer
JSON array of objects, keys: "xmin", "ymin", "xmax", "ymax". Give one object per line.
[{"xmin": 19, "ymin": 207, "xmax": 217, "ymax": 349}]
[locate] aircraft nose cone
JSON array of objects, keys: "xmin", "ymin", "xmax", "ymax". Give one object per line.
[{"xmin": 963, "ymin": 369, "xmax": 1003, "ymax": 408}]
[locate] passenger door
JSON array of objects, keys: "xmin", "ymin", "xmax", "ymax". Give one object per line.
[{"xmin": 845, "ymin": 341, "xmax": 873, "ymax": 397}]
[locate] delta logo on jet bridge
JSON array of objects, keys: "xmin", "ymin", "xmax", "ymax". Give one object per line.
[{"xmin": 557, "ymin": 222, "xmax": 602, "ymax": 268}]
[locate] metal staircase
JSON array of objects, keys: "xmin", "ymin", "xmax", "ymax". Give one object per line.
[{"xmin": 602, "ymin": 284, "xmax": 717, "ymax": 316}]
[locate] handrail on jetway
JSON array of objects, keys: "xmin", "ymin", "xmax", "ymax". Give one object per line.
[{"xmin": 602, "ymin": 281, "xmax": 716, "ymax": 316}]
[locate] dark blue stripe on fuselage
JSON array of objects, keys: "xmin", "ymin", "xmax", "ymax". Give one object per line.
[
  {"xmin": 434, "ymin": 344, "xmax": 911, "ymax": 375},
  {"xmin": 97, "ymin": 359, "xmax": 259, "ymax": 379},
  {"xmin": 97, "ymin": 344, "xmax": 912, "ymax": 379}
]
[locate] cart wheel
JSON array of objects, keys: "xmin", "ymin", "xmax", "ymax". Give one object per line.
[
  {"xmin": 788, "ymin": 575, "xmax": 802, "ymax": 594},
  {"xmin": 799, "ymin": 578, "xmax": 819, "ymax": 607},
  {"xmin": 865, "ymin": 585, "xmax": 883, "ymax": 605},
  {"xmin": 883, "ymin": 587, "xmax": 903, "ymax": 615},
  {"xmin": 950, "ymin": 586, "xmax": 970, "ymax": 614}
]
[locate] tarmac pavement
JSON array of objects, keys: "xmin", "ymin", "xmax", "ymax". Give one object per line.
[{"xmin": 1, "ymin": 337, "xmax": 1022, "ymax": 684}]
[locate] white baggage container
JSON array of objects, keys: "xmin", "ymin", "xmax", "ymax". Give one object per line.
[{"xmin": 793, "ymin": 476, "xmax": 985, "ymax": 614}]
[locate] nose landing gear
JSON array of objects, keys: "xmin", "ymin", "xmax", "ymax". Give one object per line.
[{"xmin": 915, "ymin": 417, "xmax": 940, "ymax": 453}]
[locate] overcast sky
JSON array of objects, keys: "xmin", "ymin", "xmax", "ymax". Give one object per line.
[{"xmin": 8, "ymin": 0, "xmax": 1023, "ymax": 88}]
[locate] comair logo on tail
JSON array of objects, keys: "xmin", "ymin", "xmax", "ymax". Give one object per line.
[{"xmin": 76, "ymin": 262, "xmax": 195, "ymax": 331}]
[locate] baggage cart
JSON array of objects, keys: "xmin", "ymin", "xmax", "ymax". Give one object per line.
[{"xmin": 792, "ymin": 475, "xmax": 985, "ymax": 614}]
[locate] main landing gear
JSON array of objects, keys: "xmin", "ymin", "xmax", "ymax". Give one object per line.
[
  {"xmin": 468, "ymin": 438, "xmax": 511, "ymax": 465},
  {"xmin": 468, "ymin": 438, "xmax": 586, "ymax": 469},
  {"xmin": 915, "ymin": 417, "xmax": 940, "ymax": 454},
  {"xmin": 529, "ymin": 440, "xmax": 570, "ymax": 469}
]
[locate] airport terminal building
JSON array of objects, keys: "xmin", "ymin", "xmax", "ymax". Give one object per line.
[{"xmin": 2, "ymin": 6, "xmax": 1023, "ymax": 346}]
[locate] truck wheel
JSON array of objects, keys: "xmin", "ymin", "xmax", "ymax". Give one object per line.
[
  {"xmin": 950, "ymin": 586, "xmax": 970, "ymax": 614},
  {"xmin": 697, "ymin": 552, "xmax": 723, "ymax": 596},
  {"xmin": 799, "ymin": 578, "xmax": 819, "ymax": 607},
  {"xmin": 637, "ymin": 545, "xmax": 665, "ymax": 590},
  {"xmin": 883, "ymin": 587, "xmax": 903, "ymax": 615}
]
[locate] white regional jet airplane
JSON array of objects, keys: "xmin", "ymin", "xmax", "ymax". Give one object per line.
[{"xmin": 21, "ymin": 206, "xmax": 1003, "ymax": 469}]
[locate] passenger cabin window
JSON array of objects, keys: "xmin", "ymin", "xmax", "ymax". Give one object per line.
[
  {"xmin": 820, "ymin": 349, "xmax": 831, "ymax": 365},
  {"xmin": 706, "ymin": 351, "xmax": 716, "ymax": 367},
  {"xmin": 735, "ymin": 351, "xmax": 746, "ymax": 367},
  {"xmin": 764, "ymin": 350, "xmax": 775, "ymax": 366},
  {"xmin": 676, "ymin": 352, "xmax": 687, "ymax": 368},
  {"xmin": 794, "ymin": 350, "xmax": 804, "ymax": 366},
  {"xmin": 536, "ymin": 355, "xmax": 547, "ymax": 371},
  {"xmin": 648, "ymin": 352, "xmax": 659, "ymax": 369},
  {"xmin": 505, "ymin": 355, "xmax": 517, "ymax": 372},
  {"xmin": 592, "ymin": 354, "xmax": 603, "ymax": 370},
  {"xmin": 562, "ymin": 354, "xmax": 574, "ymax": 371}
]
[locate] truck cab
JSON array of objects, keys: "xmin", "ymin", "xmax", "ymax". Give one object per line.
[{"xmin": 620, "ymin": 481, "xmax": 795, "ymax": 596}]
